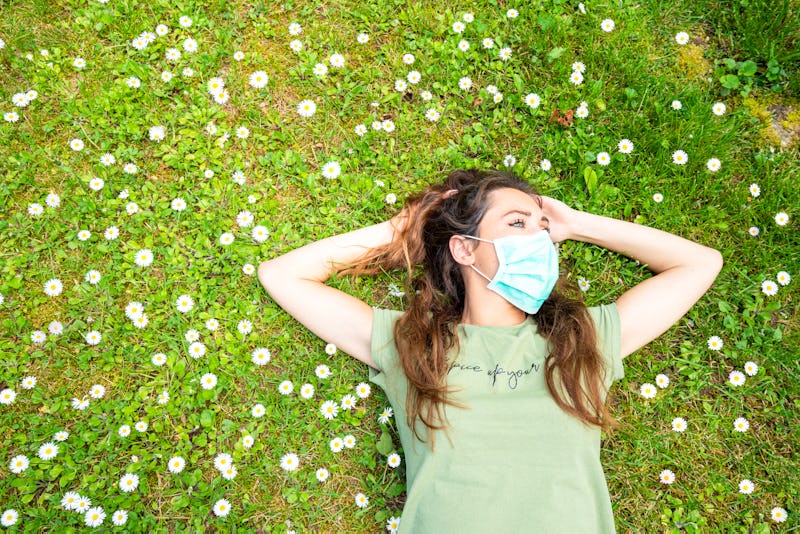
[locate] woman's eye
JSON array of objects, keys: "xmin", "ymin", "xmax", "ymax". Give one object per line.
[{"xmin": 510, "ymin": 219, "xmax": 525, "ymax": 228}]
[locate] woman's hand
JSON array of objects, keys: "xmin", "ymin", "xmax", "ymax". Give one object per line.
[{"xmin": 540, "ymin": 196, "xmax": 579, "ymax": 243}]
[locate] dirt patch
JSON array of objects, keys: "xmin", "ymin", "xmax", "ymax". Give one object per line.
[{"xmin": 767, "ymin": 104, "xmax": 799, "ymax": 148}]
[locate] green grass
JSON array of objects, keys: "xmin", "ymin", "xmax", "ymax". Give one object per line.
[{"xmin": 0, "ymin": 0, "xmax": 797, "ymax": 531}]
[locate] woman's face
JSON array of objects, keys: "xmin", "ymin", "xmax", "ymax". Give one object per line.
[{"xmin": 469, "ymin": 187, "xmax": 550, "ymax": 276}]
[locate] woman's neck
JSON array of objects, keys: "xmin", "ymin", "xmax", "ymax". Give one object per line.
[{"xmin": 460, "ymin": 294, "xmax": 527, "ymax": 326}]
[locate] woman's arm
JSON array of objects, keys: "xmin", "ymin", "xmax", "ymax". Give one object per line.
[
  {"xmin": 542, "ymin": 197, "xmax": 723, "ymax": 358},
  {"xmin": 257, "ymin": 220, "xmax": 398, "ymax": 370}
]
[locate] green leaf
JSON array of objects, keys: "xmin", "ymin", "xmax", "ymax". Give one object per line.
[
  {"xmin": 546, "ymin": 47, "xmax": 566, "ymax": 63},
  {"xmin": 376, "ymin": 431, "xmax": 393, "ymax": 455},
  {"xmin": 537, "ymin": 17, "xmax": 556, "ymax": 31},
  {"xmin": 200, "ymin": 409, "xmax": 215, "ymax": 427},
  {"xmin": 583, "ymin": 167, "xmax": 598, "ymax": 196},
  {"xmin": 719, "ymin": 74, "xmax": 740, "ymax": 89},
  {"xmin": 738, "ymin": 60, "xmax": 757, "ymax": 77}
]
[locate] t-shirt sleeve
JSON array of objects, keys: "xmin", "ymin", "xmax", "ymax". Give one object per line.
[
  {"xmin": 587, "ymin": 302, "xmax": 624, "ymax": 385},
  {"xmin": 368, "ymin": 307, "xmax": 404, "ymax": 392}
]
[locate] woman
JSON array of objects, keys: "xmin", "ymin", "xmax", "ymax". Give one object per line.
[{"xmin": 258, "ymin": 169, "xmax": 723, "ymax": 532}]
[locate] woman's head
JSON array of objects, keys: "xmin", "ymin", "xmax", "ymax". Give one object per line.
[{"xmin": 402, "ymin": 169, "xmax": 547, "ymax": 313}]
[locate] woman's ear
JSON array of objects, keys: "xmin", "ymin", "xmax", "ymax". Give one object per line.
[{"xmin": 449, "ymin": 235, "xmax": 475, "ymax": 266}]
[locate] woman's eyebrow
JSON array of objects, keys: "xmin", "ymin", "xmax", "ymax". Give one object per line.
[{"xmin": 502, "ymin": 209, "xmax": 532, "ymax": 217}]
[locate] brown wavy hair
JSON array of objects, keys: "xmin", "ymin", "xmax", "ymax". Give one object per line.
[{"xmin": 341, "ymin": 169, "xmax": 618, "ymax": 446}]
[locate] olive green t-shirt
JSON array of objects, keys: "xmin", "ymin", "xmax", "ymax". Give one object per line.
[{"xmin": 368, "ymin": 303, "xmax": 623, "ymax": 534}]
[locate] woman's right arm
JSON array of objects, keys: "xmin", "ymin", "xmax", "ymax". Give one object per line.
[{"xmin": 257, "ymin": 220, "xmax": 398, "ymax": 370}]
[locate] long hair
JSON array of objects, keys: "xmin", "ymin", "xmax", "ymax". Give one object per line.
[{"xmin": 341, "ymin": 169, "xmax": 618, "ymax": 445}]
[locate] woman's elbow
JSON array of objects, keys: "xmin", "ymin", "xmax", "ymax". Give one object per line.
[{"xmin": 257, "ymin": 260, "xmax": 278, "ymax": 293}]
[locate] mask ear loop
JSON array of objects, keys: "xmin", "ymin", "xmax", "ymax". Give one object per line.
[{"xmin": 459, "ymin": 235, "xmax": 494, "ymax": 282}]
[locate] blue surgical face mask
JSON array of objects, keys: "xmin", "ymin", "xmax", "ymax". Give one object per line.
[{"xmin": 461, "ymin": 230, "xmax": 559, "ymax": 314}]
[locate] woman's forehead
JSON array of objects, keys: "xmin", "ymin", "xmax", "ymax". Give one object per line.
[{"xmin": 485, "ymin": 188, "xmax": 540, "ymax": 214}]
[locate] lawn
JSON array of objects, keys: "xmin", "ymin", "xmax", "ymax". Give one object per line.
[{"xmin": 0, "ymin": 0, "xmax": 797, "ymax": 531}]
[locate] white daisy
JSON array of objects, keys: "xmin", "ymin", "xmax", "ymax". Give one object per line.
[
  {"xmin": 354, "ymin": 493, "xmax": 369, "ymax": 508},
  {"xmin": 278, "ymin": 380, "xmax": 294, "ymax": 395},
  {"xmin": 729, "ymin": 370, "xmax": 746, "ymax": 386},
  {"xmin": 316, "ymin": 467, "xmax": 329, "ymax": 482},
  {"xmin": 38, "ymin": 442, "xmax": 59, "ymax": 460},
  {"xmin": 525, "ymin": 93, "xmax": 541, "ymax": 108},
  {"xmin": 134, "ymin": 421, "xmax": 148, "ymax": 432},
  {"xmin": 387, "ymin": 516, "xmax": 401, "ymax": 533},
  {"xmin": 176, "ymin": 294, "xmax": 195, "ymax": 313},
  {"xmin": 640, "ymin": 383, "xmax": 657, "ymax": 399},
  {"xmin": 219, "ymin": 232, "xmax": 235, "ymax": 246},
  {"xmin": 249, "ymin": 71, "xmax": 269, "ymax": 89},
  {"xmin": 706, "ymin": 158, "xmax": 721, "ymax": 172},
  {"xmin": 774, "ymin": 212, "xmax": 789, "ymax": 226},
  {"xmin": 671, "ymin": 100, "xmax": 683, "ymax": 110},
  {"xmin": 84, "ymin": 507, "xmax": 105, "ymax": 527},
  {"xmin": 85, "ymin": 330, "xmax": 102, "ymax": 345},
  {"xmin": 280, "ymin": 453, "xmax": 299, "ymax": 471},
  {"xmin": 618, "ymin": 139, "xmax": 634, "ymax": 153},
  {"xmin": 506, "ymin": 8, "xmax": 519, "ymax": 18},
  {"xmin": 320, "ymin": 400, "xmax": 339, "ymax": 419},
  {"xmin": 9, "ymin": 455, "xmax": 29, "ymax": 474},
  {"xmin": 214, "ymin": 453, "xmax": 233, "ymax": 471},
  {"xmin": 744, "ymin": 361, "xmax": 760, "ymax": 377},
  {"xmin": 659, "ymin": 469, "xmax": 675, "ymax": 484},
  {"xmin": 251, "ymin": 347, "xmax": 271, "ymax": 366},
  {"xmin": 712, "ymin": 102, "xmax": 726, "ymax": 116},
  {"xmin": 498, "ymin": 47, "xmax": 512, "ymax": 61},
  {"xmin": 761, "ymin": 280, "xmax": 778, "ymax": 296},
  {"xmin": 111, "ymin": 510, "xmax": 128, "ymax": 526},
  {"xmin": 733, "ymin": 417, "xmax": 750, "ymax": 432},
  {"xmin": 297, "ymin": 99, "xmax": 316, "ymax": 117},
  {"xmin": 61, "ymin": 491, "xmax": 80, "ymax": 510},
  {"xmin": 70, "ymin": 138, "xmax": 85, "ymax": 151},
  {"xmin": 483, "ymin": 38, "xmax": 494, "ymax": 49},
  {"xmin": 1, "ymin": 510, "xmax": 18, "ymax": 527},
  {"xmin": 118, "ymin": 425, "xmax": 131, "ymax": 437},
  {"xmin": 675, "ymin": 32, "xmax": 689, "ymax": 45},
  {"xmin": 355, "ymin": 382, "xmax": 371, "ymax": 399},
  {"xmin": 458, "ymin": 76, "xmax": 472, "ymax": 90},
  {"xmin": 89, "ymin": 384, "xmax": 105, "ymax": 399},
  {"xmin": 707, "ymin": 335, "xmax": 723, "ymax": 350},
  {"xmin": 671, "ymin": 417, "xmax": 687, "ymax": 432},
  {"xmin": 288, "ymin": 22, "xmax": 302, "ymax": 35},
  {"xmin": 85, "ymin": 270, "xmax": 101, "ymax": 285},
  {"xmin": 655, "ymin": 374, "xmax": 670, "ymax": 388},
  {"xmin": 44, "ymin": 278, "xmax": 63, "ymax": 297},
  {"xmin": 316, "ymin": 364, "xmax": 332, "ymax": 379},
  {"xmin": 340, "ymin": 394, "xmax": 357, "ymax": 410},
  {"xmin": 738, "ymin": 479, "xmax": 754, "ymax": 494},
  {"xmin": 569, "ymin": 70, "xmax": 584, "ymax": 85},
  {"xmin": 330, "ymin": 437, "xmax": 344, "ymax": 452},
  {"xmin": 402, "ymin": 53, "xmax": 414, "ymax": 64},
  {"xmin": 357, "ymin": 33, "xmax": 370, "ymax": 45},
  {"xmin": 251, "ymin": 404, "xmax": 266, "ymax": 418},
  {"xmin": 300, "ymin": 383, "xmax": 315, "ymax": 399},
  {"xmin": 601, "ymin": 18, "xmax": 615, "ymax": 32},
  {"xmin": 776, "ymin": 271, "xmax": 791, "ymax": 286},
  {"xmin": 771, "ymin": 507, "xmax": 787, "ymax": 523},
  {"xmin": 200, "ymin": 373, "xmax": 218, "ymax": 390},
  {"xmin": 242, "ymin": 435, "xmax": 255, "ymax": 449},
  {"xmin": 289, "ymin": 39, "xmax": 303, "ymax": 52},
  {"xmin": 355, "ymin": 124, "xmax": 368, "ymax": 136},
  {"xmin": 321, "ymin": 161, "xmax": 341, "ymax": 179},
  {"xmin": 330, "ymin": 53, "xmax": 345, "ymax": 68},
  {"xmin": 378, "ymin": 407, "xmax": 393, "ymax": 424},
  {"xmin": 188, "ymin": 341, "xmax": 206, "ymax": 359},
  {"xmin": 425, "ymin": 108, "xmax": 441, "ymax": 122},
  {"xmin": 503, "ymin": 154, "xmax": 516, "ymax": 168},
  {"xmin": 343, "ymin": 434, "xmax": 356, "ymax": 449},
  {"xmin": 387, "ymin": 453, "xmax": 401, "ymax": 467},
  {"xmin": 213, "ymin": 499, "xmax": 231, "ymax": 517},
  {"xmin": 597, "ymin": 152, "xmax": 611, "ymax": 166},
  {"xmin": 21, "ymin": 376, "xmax": 37, "ymax": 389}
]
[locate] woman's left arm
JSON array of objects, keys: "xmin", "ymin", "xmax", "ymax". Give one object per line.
[{"xmin": 541, "ymin": 197, "xmax": 723, "ymax": 358}]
